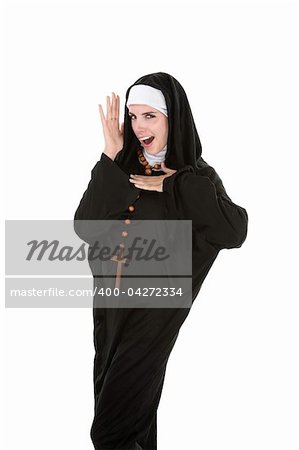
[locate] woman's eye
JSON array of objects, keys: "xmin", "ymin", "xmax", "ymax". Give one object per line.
[{"xmin": 129, "ymin": 115, "xmax": 155, "ymax": 120}]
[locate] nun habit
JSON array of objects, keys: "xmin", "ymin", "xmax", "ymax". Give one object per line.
[{"xmin": 74, "ymin": 72, "xmax": 248, "ymax": 450}]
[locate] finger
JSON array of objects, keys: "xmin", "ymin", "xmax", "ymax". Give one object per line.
[
  {"xmin": 116, "ymin": 94, "xmax": 120, "ymax": 122},
  {"xmin": 161, "ymin": 162, "xmax": 174, "ymax": 172},
  {"xmin": 130, "ymin": 176, "xmax": 151, "ymax": 182},
  {"xmin": 165, "ymin": 170, "xmax": 176, "ymax": 177},
  {"xmin": 129, "ymin": 177, "xmax": 161, "ymax": 187},
  {"xmin": 161, "ymin": 163, "xmax": 177, "ymax": 176},
  {"xmin": 113, "ymin": 92, "xmax": 119, "ymax": 121},
  {"xmin": 132, "ymin": 183, "xmax": 157, "ymax": 190},
  {"xmin": 112, "ymin": 92, "xmax": 116, "ymax": 120},
  {"xmin": 130, "ymin": 174, "xmax": 163, "ymax": 181},
  {"xmin": 98, "ymin": 104, "xmax": 106, "ymax": 125},
  {"xmin": 106, "ymin": 95, "xmax": 111, "ymax": 119},
  {"xmin": 130, "ymin": 174, "xmax": 153, "ymax": 179},
  {"xmin": 161, "ymin": 161, "xmax": 170, "ymax": 172}
]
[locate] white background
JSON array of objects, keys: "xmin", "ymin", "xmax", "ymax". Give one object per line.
[{"xmin": 1, "ymin": 0, "xmax": 298, "ymax": 449}]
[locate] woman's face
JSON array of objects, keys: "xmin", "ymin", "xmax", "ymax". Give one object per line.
[{"xmin": 128, "ymin": 104, "xmax": 168, "ymax": 154}]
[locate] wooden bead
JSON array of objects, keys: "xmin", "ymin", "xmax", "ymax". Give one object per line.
[
  {"xmin": 128, "ymin": 205, "xmax": 135, "ymax": 212},
  {"xmin": 122, "ymin": 231, "xmax": 128, "ymax": 237},
  {"xmin": 136, "ymin": 148, "xmax": 162, "ymax": 176},
  {"xmin": 124, "ymin": 219, "xmax": 131, "ymax": 224}
]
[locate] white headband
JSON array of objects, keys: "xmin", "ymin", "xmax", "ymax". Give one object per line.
[{"xmin": 126, "ymin": 84, "xmax": 168, "ymax": 117}]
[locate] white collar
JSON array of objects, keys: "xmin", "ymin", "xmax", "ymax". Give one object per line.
[{"xmin": 142, "ymin": 145, "xmax": 167, "ymax": 170}]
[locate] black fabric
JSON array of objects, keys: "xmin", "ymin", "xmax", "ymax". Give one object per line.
[
  {"xmin": 74, "ymin": 72, "xmax": 248, "ymax": 450},
  {"xmin": 116, "ymin": 72, "xmax": 202, "ymax": 172}
]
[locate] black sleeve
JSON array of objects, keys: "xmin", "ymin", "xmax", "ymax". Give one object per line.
[
  {"xmin": 162, "ymin": 165, "xmax": 248, "ymax": 251},
  {"xmin": 74, "ymin": 153, "xmax": 139, "ymax": 241}
]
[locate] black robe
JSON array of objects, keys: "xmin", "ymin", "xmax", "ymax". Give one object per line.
[{"xmin": 74, "ymin": 72, "xmax": 248, "ymax": 450}]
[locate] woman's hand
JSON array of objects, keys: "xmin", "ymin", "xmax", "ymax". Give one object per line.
[
  {"xmin": 98, "ymin": 92, "xmax": 124, "ymax": 161},
  {"xmin": 129, "ymin": 162, "xmax": 177, "ymax": 192}
]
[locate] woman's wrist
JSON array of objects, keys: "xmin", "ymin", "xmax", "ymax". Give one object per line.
[{"xmin": 103, "ymin": 149, "xmax": 116, "ymax": 161}]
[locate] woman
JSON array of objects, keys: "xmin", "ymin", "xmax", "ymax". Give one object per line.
[{"xmin": 74, "ymin": 72, "xmax": 248, "ymax": 450}]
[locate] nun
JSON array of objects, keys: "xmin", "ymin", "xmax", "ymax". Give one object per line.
[{"xmin": 74, "ymin": 72, "xmax": 248, "ymax": 450}]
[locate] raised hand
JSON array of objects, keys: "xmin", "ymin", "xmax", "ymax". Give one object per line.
[{"xmin": 98, "ymin": 92, "xmax": 124, "ymax": 161}]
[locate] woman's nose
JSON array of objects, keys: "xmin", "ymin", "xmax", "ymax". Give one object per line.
[{"xmin": 135, "ymin": 126, "xmax": 147, "ymax": 135}]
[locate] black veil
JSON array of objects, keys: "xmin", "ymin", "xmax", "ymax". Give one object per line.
[{"xmin": 115, "ymin": 72, "xmax": 228, "ymax": 197}]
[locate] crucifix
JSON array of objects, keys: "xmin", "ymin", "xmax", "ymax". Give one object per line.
[{"xmin": 110, "ymin": 243, "xmax": 129, "ymax": 289}]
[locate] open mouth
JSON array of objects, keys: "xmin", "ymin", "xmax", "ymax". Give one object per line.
[{"xmin": 141, "ymin": 136, "xmax": 155, "ymax": 146}]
